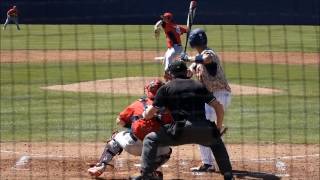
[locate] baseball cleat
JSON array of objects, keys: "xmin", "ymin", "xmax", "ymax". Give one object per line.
[
  {"xmin": 87, "ymin": 163, "xmax": 106, "ymax": 177},
  {"xmin": 129, "ymin": 171, "xmax": 163, "ymax": 180},
  {"xmin": 190, "ymin": 163, "xmax": 216, "ymax": 172}
]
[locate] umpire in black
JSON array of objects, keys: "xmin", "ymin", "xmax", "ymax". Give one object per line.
[{"xmin": 131, "ymin": 61, "xmax": 233, "ymax": 180}]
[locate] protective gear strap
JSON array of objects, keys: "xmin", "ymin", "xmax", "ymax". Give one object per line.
[{"xmin": 99, "ymin": 138, "xmax": 123, "ymax": 165}]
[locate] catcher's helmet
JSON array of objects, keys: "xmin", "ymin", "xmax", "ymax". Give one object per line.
[
  {"xmin": 189, "ymin": 28, "xmax": 207, "ymax": 48},
  {"xmin": 145, "ymin": 79, "xmax": 164, "ymax": 100}
]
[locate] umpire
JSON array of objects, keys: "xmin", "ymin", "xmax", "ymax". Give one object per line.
[{"xmin": 131, "ymin": 61, "xmax": 233, "ymax": 180}]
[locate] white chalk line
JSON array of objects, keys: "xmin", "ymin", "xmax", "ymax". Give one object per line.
[
  {"xmin": 2, "ymin": 149, "xmax": 319, "ymax": 162},
  {"xmin": 231, "ymin": 153, "xmax": 320, "ymax": 163},
  {"xmin": 1, "ymin": 150, "xmax": 73, "ymax": 159},
  {"xmin": 2, "ymin": 149, "xmax": 319, "ymax": 176}
]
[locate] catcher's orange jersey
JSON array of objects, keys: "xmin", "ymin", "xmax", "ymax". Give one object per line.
[
  {"xmin": 118, "ymin": 97, "xmax": 173, "ymax": 140},
  {"xmin": 7, "ymin": 8, "xmax": 18, "ymax": 16},
  {"xmin": 132, "ymin": 112, "xmax": 173, "ymax": 141},
  {"xmin": 118, "ymin": 98, "xmax": 153, "ymax": 125},
  {"xmin": 162, "ymin": 22, "xmax": 187, "ymax": 48}
]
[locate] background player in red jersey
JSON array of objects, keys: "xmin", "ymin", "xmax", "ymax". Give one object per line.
[
  {"xmin": 3, "ymin": 5, "xmax": 20, "ymax": 30},
  {"xmin": 154, "ymin": 12, "xmax": 188, "ymax": 72}
]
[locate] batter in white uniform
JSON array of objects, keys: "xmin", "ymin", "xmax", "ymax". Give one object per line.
[{"xmin": 181, "ymin": 28, "xmax": 232, "ymax": 172}]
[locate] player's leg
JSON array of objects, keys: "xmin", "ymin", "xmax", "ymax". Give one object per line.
[
  {"xmin": 192, "ymin": 104, "xmax": 216, "ymax": 172},
  {"xmin": 88, "ymin": 131, "xmax": 128, "ymax": 177},
  {"xmin": 137, "ymin": 120, "xmax": 233, "ymax": 179},
  {"xmin": 163, "ymin": 47, "xmax": 175, "ymax": 70},
  {"xmin": 164, "ymin": 45, "xmax": 182, "ymax": 70},
  {"xmin": 88, "ymin": 131, "xmax": 171, "ymax": 177},
  {"xmin": 13, "ymin": 17, "xmax": 20, "ymax": 30},
  {"xmin": 3, "ymin": 16, "xmax": 10, "ymax": 30},
  {"xmin": 192, "ymin": 91, "xmax": 232, "ymax": 172}
]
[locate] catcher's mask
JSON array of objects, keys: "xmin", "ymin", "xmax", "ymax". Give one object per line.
[{"xmin": 145, "ymin": 79, "xmax": 164, "ymax": 100}]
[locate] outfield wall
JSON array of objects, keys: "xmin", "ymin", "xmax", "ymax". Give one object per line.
[{"xmin": 0, "ymin": 0, "xmax": 319, "ymax": 25}]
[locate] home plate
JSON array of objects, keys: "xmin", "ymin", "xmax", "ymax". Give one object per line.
[
  {"xmin": 276, "ymin": 173, "xmax": 290, "ymax": 177},
  {"xmin": 192, "ymin": 172, "xmax": 205, "ymax": 176},
  {"xmin": 134, "ymin": 163, "xmax": 141, "ymax": 167}
]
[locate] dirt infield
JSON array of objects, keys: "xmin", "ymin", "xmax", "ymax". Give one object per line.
[
  {"xmin": 1, "ymin": 142, "xmax": 319, "ymax": 179},
  {"xmin": 0, "ymin": 50, "xmax": 319, "ymax": 64},
  {"xmin": 42, "ymin": 77, "xmax": 283, "ymax": 96}
]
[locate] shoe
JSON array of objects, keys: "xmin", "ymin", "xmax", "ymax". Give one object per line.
[
  {"xmin": 190, "ymin": 163, "xmax": 215, "ymax": 172},
  {"xmin": 129, "ymin": 171, "xmax": 163, "ymax": 180},
  {"xmin": 87, "ymin": 163, "xmax": 106, "ymax": 177},
  {"xmin": 224, "ymin": 171, "xmax": 234, "ymax": 180}
]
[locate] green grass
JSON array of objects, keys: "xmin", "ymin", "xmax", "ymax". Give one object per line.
[
  {"xmin": 0, "ymin": 24, "xmax": 319, "ymax": 144},
  {"xmin": 0, "ymin": 25, "xmax": 319, "ymax": 52},
  {"xmin": 1, "ymin": 62, "xmax": 319, "ymax": 143}
]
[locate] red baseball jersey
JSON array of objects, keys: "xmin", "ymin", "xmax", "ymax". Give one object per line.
[
  {"xmin": 118, "ymin": 98, "xmax": 153, "ymax": 125},
  {"xmin": 162, "ymin": 22, "xmax": 187, "ymax": 48},
  {"xmin": 118, "ymin": 97, "xmax": 173, "ymax": 140},
  {"xmin": 7, "ymin": 8, "xmax": 18, "ymax": 17},
  {"xmin": 131, "ymin": 111, "xmax": 173, "ymax": 140}
]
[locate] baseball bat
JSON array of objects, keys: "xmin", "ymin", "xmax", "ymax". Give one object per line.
[
  {"xmin": 220, "ymin": 127, "xmax": 228, "ymax": 136},
  {"xmin": 183, "ymin": 0, "xmax": 197, "ymax": 53}
]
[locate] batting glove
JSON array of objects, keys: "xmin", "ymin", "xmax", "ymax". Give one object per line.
[{"xmin": 180, "ymin": 53, "xmax": 190, "ymax": 62}]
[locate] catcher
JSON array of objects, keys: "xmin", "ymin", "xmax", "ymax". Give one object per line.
[
  {"xmin": 154, "ymin": 12, "xmax": 188, "ymax": 72},
  {"xmin": 3, "ymin": 5, "xmax": 20, "ymax": 30},
  {"xmin": 88, "ymin": 80, "xmax": 173, "ymax": 177}
]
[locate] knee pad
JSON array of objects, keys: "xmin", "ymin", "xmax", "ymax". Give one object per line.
[{"xmin": 99, "ymin": 135, "xmax": 123, "ymax": 165}]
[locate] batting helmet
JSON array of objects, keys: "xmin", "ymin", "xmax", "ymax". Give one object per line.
[
  {"xmin": 145, "ymin": 79, "xmax": 164, "ymax": 100},
  {"xmin": 188, "ymin": 28, "xmax": 207, "ymax": 48}
]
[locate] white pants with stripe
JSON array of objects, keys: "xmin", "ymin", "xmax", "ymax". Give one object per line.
[
  {"xmin": 164, "ymin": 44, "xmax": 182, "ymax": 70},
  {"xmin": 3, "ymin": 16, "xmax": 20, "ymax": 30},
  {"xmin": 199, "ymin": 90, "xmax": 231, "ymax": 166}
]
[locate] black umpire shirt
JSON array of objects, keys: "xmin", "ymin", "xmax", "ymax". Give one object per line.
[{"xmin": 153, "ymin": 78, "xmax": 216, "ymax": 122}]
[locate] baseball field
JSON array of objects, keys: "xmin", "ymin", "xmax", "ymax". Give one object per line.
[{"xmin": 0, "ymin": 25, "xmax": 319, "ymax": 179}]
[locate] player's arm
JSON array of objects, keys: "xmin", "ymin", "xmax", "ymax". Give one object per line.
[
  {"xmin": 185, "ymin": 52, "xmax": 218, "ymax": 76},
  {"xmin": 179, "ymin": 25, "xmax": 189, "ymax": 34},
  {"xmin": 154, "ymin": 20, "xmax": 163, "ymax": 38},
  {"xmin": 144, "ymin": 106, "xmax": 159, "ymax": 120},
  {"xmin": 116, "ymin": 116, "xmax": 126, "ymax": 127},
  {"xmin": 187, "ymin": 63, "xmax": 197, "ymax": 78},
  {"xmin": 154, "ymin": 20, "xmax": 163, "ymax": 31},
  {"xmin": 117, "ymin": 106, "xmax": 135, "ymax": 128}
]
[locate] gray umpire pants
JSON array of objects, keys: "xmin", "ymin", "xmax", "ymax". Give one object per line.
[{"xmin": 141, "ymin": 120, "xmax": 232, "ymax": 175}]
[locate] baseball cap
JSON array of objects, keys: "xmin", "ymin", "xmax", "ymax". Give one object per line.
[
  {"xmin": 168, "ymin": 61, "xmax": 188, "ymax": 78},
  {"xmin": 161, "ymin": 12, "xmax": 173, "ymax": 20}
]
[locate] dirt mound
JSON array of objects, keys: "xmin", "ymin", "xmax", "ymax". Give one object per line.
[
  {"xmin": 1, "ymin": 50, "xmax": 319, "ymax": 64},
  {"xmin": 1, "ymin": 142, "xmax": 319, "ymax": 179},
  {"xmin": 42, "ymin": 77, "xmax": 283, "ymax": 96}
]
